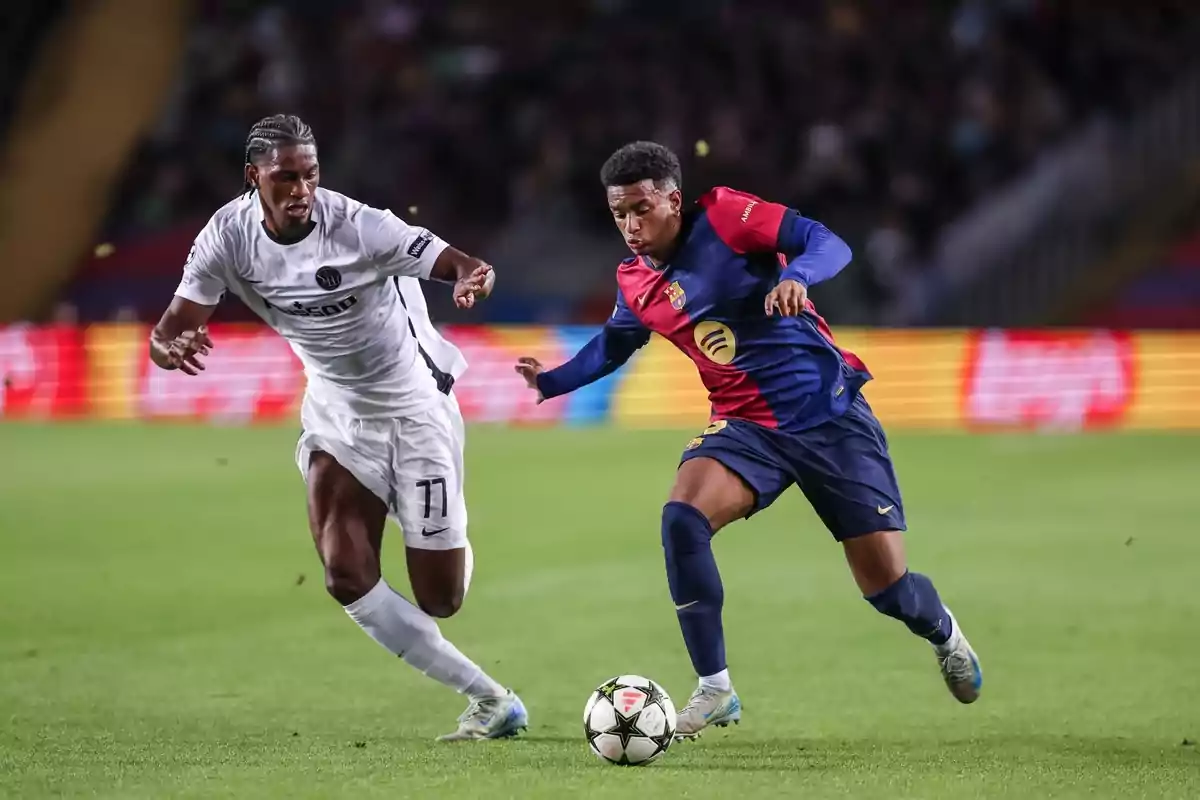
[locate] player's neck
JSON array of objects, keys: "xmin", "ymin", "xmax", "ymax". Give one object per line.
[
  {"xmin": 261, "ymin": 218, "xmax": 316, "ymax": 245},
  {"xmin": 645, "ymin": 219, "xmax": 684, "ymax": 268}
]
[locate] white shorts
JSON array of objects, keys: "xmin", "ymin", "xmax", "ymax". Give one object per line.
[{"xmin": 295, "ymin": 391, "xmax": 469, "ymax": 551}]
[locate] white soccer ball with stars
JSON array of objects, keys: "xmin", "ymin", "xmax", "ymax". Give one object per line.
[{"xmin": 583, "ymin": 675, "xmax": 677, "ymax": 766}]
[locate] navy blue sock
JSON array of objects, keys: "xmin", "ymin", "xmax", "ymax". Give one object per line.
[
  {"xmin": 866, "ymin": 571, "xmax": 953, "ymax": 645},
  {"xmin": 661, "ymin": 501, "xmax": 726, "ymax": 677}
]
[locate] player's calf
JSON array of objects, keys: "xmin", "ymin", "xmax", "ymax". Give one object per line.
[
  {"xmin": 662, "ymin": 457, "xmax": 754, "ymax": 682},
  {"xmin": 662, "ymin": 501, "xmax": 727, "ymax": 680},
  {"xmin": 864, "ymin": 570, "xmax": 952, "ymax": 644},
  {"xmin": 344, "ymin": 578, "xmax": 511, "ymax": 703},
  {"xmin": 661, "ymin": 507, "xmax": 739, "ymax": 741},
  {"xmin": 865, "ymin": 572, "xmax": 982, "ymax": 704},
  {"xmin": 854, "ymin": 556, "xmax": 982, "ymax": 703},
  {"xmin": 662, "ymin": 457, "xmax": 755, "ymax": 736},
  {"xmin": 843, "ymin": 531, "xmax": 951, "ymax": 642}
]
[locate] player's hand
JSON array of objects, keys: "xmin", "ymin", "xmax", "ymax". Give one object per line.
[
  {"xmin": 765, "ymin": 279, "xmax": 808, "ymax": 317},
  {"xmin": 514, "ymin": 356, "xmax": 545, "ymax": 404},
  {"xmin": 454, "ymin": 263, "xmax": 495, "ymax": 310},
  {"xmin": 164, "ymin": 326, "xmax": 213, "ymax": 375}
]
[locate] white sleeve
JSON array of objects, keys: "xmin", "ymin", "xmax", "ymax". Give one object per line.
[
  {"xmin": 360, "ymin": 206, "xmax": 450, "ymax": 280},
  {"xmin": 174, "ymin": 219, "xmax": 228, "ymax": 306}
]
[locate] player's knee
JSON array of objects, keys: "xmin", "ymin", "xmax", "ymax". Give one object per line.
[
  {"xmin": 322, "ymin": 547, "xmax": 380, "ymax": 606},
  {"xmin": 670, "ymin": 458, "xmax": 753, "ymax": 530},
  {"xmin": 406, "ymin": 547, "xmax": 467, "ymax": 618},
  {"xmin": 415, "ymin": 587, "xmax": 463, "ymax": 619},
  {"xmin": 843, "ymin": 530, "xmax": 908, "ymax": 597},
  {"xmin": 661, "ymin": 502, "xmax": 723, "ymax": 607},
  {"xmin": 324, "ymin": 567, "xmax": 378, "ymax": 606},
  {"xmin": 661, "ymin": 501, "xmax": 715, "ymax": 557}
]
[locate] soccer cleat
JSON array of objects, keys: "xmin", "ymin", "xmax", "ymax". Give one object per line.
[
  {"xmin": 674, "ymin": 686, "xmax": 742, "ymax": 740},
  {"xmin": 436, "ymin": 689, "xmax": 528, "ymax": 741},
  {"xmin": 934, "ymin": 607, "xmax": 982, "ymax": 704}
]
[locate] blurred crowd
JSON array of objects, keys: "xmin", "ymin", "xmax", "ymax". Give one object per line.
[{"xmin": 103, "ymin": 0, "xmax": 1198, "ymax": 320}]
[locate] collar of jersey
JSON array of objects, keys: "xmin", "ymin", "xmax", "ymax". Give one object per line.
[
  {"xmin": 252, "ymin": 191, "xmax": 318, "ymax": 246},
  {"xmin": 260, "ymin": 219, "xmax": 317, "ymax": 246}
]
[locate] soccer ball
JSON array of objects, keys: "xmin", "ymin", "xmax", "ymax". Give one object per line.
[{"xmin": 583, "ymin": 675, "xmax": 677, "ymax": 766}]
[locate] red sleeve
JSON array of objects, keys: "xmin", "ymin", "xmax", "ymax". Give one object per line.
[{"xmin": 698, "ymin": 186, "xmax": 788, "ymax": 255}]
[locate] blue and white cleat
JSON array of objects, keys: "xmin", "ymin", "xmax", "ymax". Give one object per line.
[
  {"xmin": 437, "ymin": 689, "xmax": 528, "ymax": 741},
  {"xmin": 935, "ymin": 607, "xmax": 982, "ymax": 704},
  {"xmin": 674, "ymin": 686, "xmax": 742, "ymax": 740}
]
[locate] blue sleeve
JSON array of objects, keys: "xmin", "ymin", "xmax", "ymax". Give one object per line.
[
  {"xmin": 537, "ymin": 293, "xmax": 650, "ymax": 400},
  {"xmin": 777, "ymin": 209, "xmax": 853, "ymax": 287}
]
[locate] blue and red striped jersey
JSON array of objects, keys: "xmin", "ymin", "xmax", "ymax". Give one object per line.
[{"xmin": 539, "ymin": 187, "xmax": 871, "ymax": 432}]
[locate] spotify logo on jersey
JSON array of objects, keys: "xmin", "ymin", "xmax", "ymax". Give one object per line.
[{"xmin": 694, "ymin": 322, "xmax": 736, "ymax": 365}]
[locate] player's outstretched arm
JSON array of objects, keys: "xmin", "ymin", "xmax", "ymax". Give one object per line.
[
  {"xmin": 515, "ymin": 319, "xmax": 649, "ymax": 403},
  {"xmin": 362, "ymin": 207, "xmax": 495, "ymax": 310},
  {"xmin": 149, "ymin": 296, "xmax": 217, "ymax": 375}
]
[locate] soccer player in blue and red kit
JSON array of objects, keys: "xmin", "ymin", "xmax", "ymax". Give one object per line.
[{"xmin": 515, "ymin": 142, "xmax": 982, "ymax": 739}]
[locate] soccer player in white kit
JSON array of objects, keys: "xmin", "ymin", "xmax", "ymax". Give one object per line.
[{"xmin": 148, "ymin": 115, "xmax": 527, "ymax": 741}]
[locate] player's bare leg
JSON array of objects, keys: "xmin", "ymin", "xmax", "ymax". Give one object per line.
[
  {"xmin": 306, "ymin": 452, "xmax": 527, "ymax": 739},
  {"xmin": 406, "ymin": 547, "xmax": 466, "ymax": 619},
  {"xmin": 841, "ymin": 529, "xmax": 908, "ymax": 596},
  {"xmin": 308, "ymin": 452, "xmax": 388, "ymax": 604},
  {"xmin": 664, "ymin": 456, "xmax": 752, "ymax": 739},
  {"xmin": 843, "ymin": 530, "xmax": 982, "ymax": 703}
]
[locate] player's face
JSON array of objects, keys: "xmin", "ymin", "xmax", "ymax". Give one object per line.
[
  {"xmin": 606, "ymin": 180, "xmax": 682, "ymax": 258},
  {"xmin": 246, "ymin": 144, "xmax": 320, "ymax": 235}
]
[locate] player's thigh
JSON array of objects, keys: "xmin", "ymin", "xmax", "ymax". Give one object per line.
[
  {"xmin": 674, "ymin": 420, "xmax": 791, "ymax": 531},
  {"xmin": 296, "ymin": 400, "xmax": 397, "ymax": 600},
  {"xmin": 791, "ymin": 393, "xmax": 907, "ymax": 542},
  {"xmin": 393, "ymin": 396, "xmax": 470, "ymax": 617},
  {"xmin": 304, "ymin": 450, "xmax": 388, "ymax": 602}
]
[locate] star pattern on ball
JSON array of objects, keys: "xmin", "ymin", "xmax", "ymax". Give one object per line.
[
  {"xmin": 605, "ymin": 707, "xmax": 645, "ymax": 750},
  {"xmin": 584, "ymin": 720, "xmax": 607, "ymax": 747},
  {"xmin": 643, "ymin": 681, "xmax": 668, "ymax": 710},
  {"xmin": 647, "ymin": 728, "xmax": 674, "ymax": 759},
  {"xmin": 595, "ymin": 678, "xmax": 621, "ymax": 704},
  {"xmin": 640, "ymin": 682, "xmax": 675, "ymax": 757}
]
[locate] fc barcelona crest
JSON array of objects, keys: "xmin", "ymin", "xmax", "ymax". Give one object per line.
[{"xmin": 665, "ymin": 281, "xmax": 686, "ymax": 311}]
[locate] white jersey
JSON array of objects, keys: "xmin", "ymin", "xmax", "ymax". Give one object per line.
[{"xmin": 175, "ymin": 188, "xmax": 467, "ymax": 418}]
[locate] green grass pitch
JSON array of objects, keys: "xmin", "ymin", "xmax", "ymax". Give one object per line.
[{"xmin": 1, "ymin": 422, "xmax": 1198, "ymax": 798}]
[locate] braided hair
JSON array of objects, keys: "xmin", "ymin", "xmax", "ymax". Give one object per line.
[{"xmin": 242, "ymin": 114, "xmax": 316, "ymax": 194}]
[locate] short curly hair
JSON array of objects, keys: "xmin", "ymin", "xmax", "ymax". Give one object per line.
[{"xmin": 600, "ymin": 141, "xmax": 682, "ymax": 190}]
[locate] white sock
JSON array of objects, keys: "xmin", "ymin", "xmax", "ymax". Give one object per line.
[
  {"xmin": 343, "ymin": 579, "xmax": 505, "ymax": 699},
  {"xmin": 699, "ymin": 668, "xmax": 732, "ymax": 693}
]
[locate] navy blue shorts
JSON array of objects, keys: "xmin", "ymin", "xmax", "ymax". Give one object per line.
[{"xmin": 678, "ymin": 394, "xmax": 905, "ymax": 541}]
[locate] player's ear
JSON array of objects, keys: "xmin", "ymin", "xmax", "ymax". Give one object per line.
[
  {"xmin": 669, "ymin": 188, "xmax": 683, "ymax": 215},
  {"xmin": 244, "ymin": 164, "xmax": 258, "ymax": 190}
]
